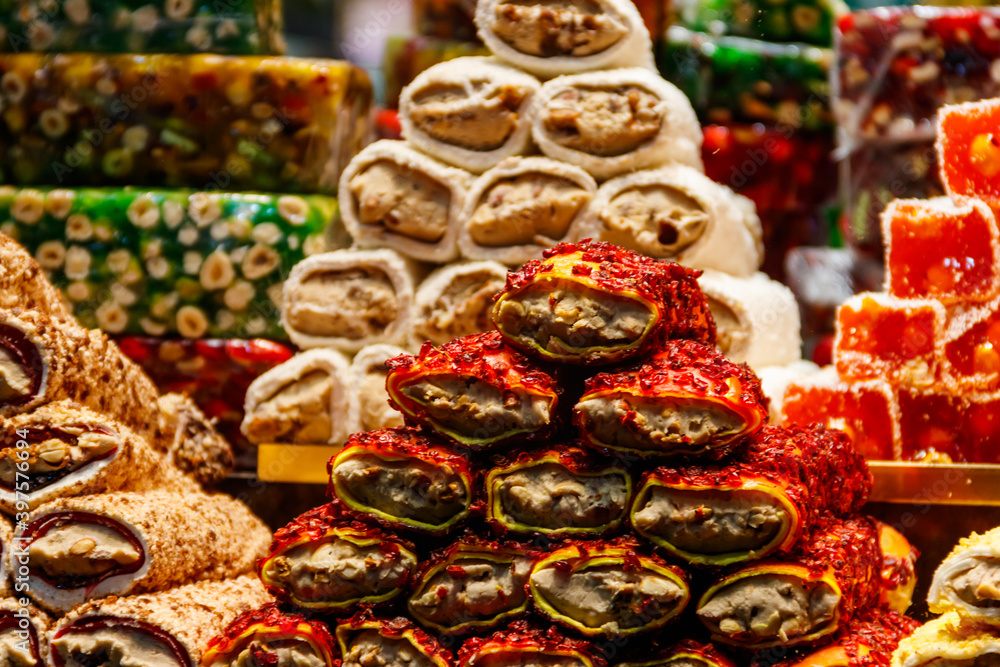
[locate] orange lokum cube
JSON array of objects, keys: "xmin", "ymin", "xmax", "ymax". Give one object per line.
[
  {"xmin": 897, "ymin": 388, "xmax": 1000, "ymax": 463},
  {"xmin": 939, "ymin": 98, "xmax": 1000, "ymax": 210},
  {"xmin": 835, "ymin": 292, "xmax": 944, "ymax": 386},
  {"xmin": 882, "ymin": 197, "xmax": 1000, "ymax": 304},
  {"xmin": 782, "ymin": 368, "xmax": 899, "ymax": 461},
  {"xmin": 943, "ymin": 296, "xmax": 1000, "ymax": 389}
]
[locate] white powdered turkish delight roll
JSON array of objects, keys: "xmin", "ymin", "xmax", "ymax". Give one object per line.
[
  {"xmin": 414, "ymin": 261, "xmax": 510, "ymax": 346},
  {"xmin": 532, "ymin": 68, "xmax": 703, "ymax": 180},
  {"xmin": 400, "ymin": 57, "xmax": 540, "ymax": 173},
  {"xmin": 351, "ymin": 345, "xmax": 409, "ymax": 433},
  {"xmin": 340, "ymin": 140, "xmax": 472, "ymax": 263}
]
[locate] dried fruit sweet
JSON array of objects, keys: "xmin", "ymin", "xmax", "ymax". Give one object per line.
[{"xmin": 201, "ymin": 604, "xmax": 337, "ymax": 667}]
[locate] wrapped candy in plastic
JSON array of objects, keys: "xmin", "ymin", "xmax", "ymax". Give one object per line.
[
  {"xmin": 676, "ymin": 0, "xmax": 844, "ymax": 45},
  {"xmin": 575, "ymin": 339, "xmax": 768, "ymax": 459},
  {"xmin": 327, "ymin": 427, "xmax": 477, "ymax": 536},
  {"xmin": 201, "ymin": 604, "xmax": 337, "ymax": 667},
  {"xmin": 782, "ymin": 367, "xmax": 900, "ymax": 460},
  {"xmin": 484, "ymin": 445, "xmax": 632, "ymax": 537},
  {"xmin": 834, "ymin": 292, "xmax": 945, "ymax": 386},
  {"xmin": 836, "ymin": 8, "xmax": 1000, "ymax": 143},
  {"xmin": 0, "ymin": 0, "xmax": 284, "ymax": 55},
  {"xmin": 896, "ymin": 386, "xmax": 1000, "ymax": 463},
  {"xmin": 631, "ymin": 424, "xmax": 870, "ymax": 566},
  {"xmin": 657, "ymin": 27, "xmax": 834, "ymax": 130},
  {"xmin": 491, "ymin": 240, "xmax": 715, "ymax": 365},
  {"xmin": 529, "ymin": 537, "xmax": 690, "ymax": 637},
  {"xmin": 336, "ymin": 614, "xmax": 454, "ymax": 667},
  {"xmin": 882, "ymin": 197, "xmax": 1000, "ymax": 304},
  {"xmin": 942, "ymin": 295, "xmax": 1000, "ymax": 389},
  {"xmin": 386, "ymin": 331, "xmax": 562, "ymax": 450},
  {"xmin": 0, "ymin": 188, "xmax": 336, "ymax": 339},
  {"xmin": 259, "ymin": 504, "xmax": 418, "ymax": 613},
  {"xmin": 458, "ymin": 621, "xmax": 607, "ymax": 667},
  {"xmin": 0, "ymin": 54, "xmax": 372, "ymax": 193},
  {"xmin": 382, "ymin": 35, "xmax": 490, "ymax": 109},
  {"xmin": 697, "ymin": 515, "xmax": 883, "ymax": 649}
]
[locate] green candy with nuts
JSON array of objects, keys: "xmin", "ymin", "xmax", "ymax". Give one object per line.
[
  {"xmin": 0, "ymin": 187, "xmax": 338, "ymax": 340},
  {"xmin": 673, "ymin": 0, "xmax": 846, "ymax": 47}
]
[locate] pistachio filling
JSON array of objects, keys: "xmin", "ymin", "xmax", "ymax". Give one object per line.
[
  {"xmin": 350, "ymin": 161, "xmax": 451, "ymax": 243},
  {"xmin": 705, "ymin": 298, "xmax": 745, "ymax": 359},
  {"xmin": 0, "ymin": 428, "xmax": 119, "ymax": 492},
  {"xmin": 497, "ymin": 463, "xmax": 628, "ymax": 530},
  {"xmin": 244, "ymin": 371, "xmax": 335, "ymax": 444},
  {"xmin": 468, "ymin": 174, "xmax": 591, "ymax": 247},
  {"xmin": 410, "ymin": 82, "xmax": 527, "ymax": 152},
  {"xmin": 495, "ymin": 283, "xmax": 653, "ymax": 354},
  {"xmin": 400, "ymin": 375, "xmax": 552, "ymax": 440},
  {"xmin": 0, "ymin": 617, "xmax": 37, "ymax": 667},
  {"xmin": 225, "ymin": 638, "xmax": 326, "ymax": 667},
  {"xmin": 342, "ymin": 631, "xmax": 435, "ymax": 667},
  {"xmin": 531, "ymin": 563, "xmax": 684, "ymax": 633},
  {"xmin": 53, "ymin": 628, "xmax": 180, "ymax": 667},
  {"xmin": 360, "ymin": 368, "xmax": 404, "ymax": 431},
  {"xmin": 493, "ymin": 0, "xmax": 628, "ymax": 58},
  {"xmin": 698, "ymin": 574, "xmax": 839, "ymax": 643},
  {"xmin": 544, "ymin": 87, "xmax": 662, "ymax": 157},
  {"xmin": 950, "ymin": 558, "xmax": 1000, "ymax": 608},
  {"xmin": 576, "ymin": 395, "xmax": 744, "ymax": 452},
  {"xmin": 332, "ymin": 454, "xmax": 468, "ymax": 525},
  {"xmin": 598, "ymin": 186, "xmax": 710, "ymax": 258},
  {"xmin": 267, "ymin": 537, "xmax": 417, "ymax": 605},
  {"xmin": 632, "ymin": 488, "xmax": 788, "ymax": 555},
  {"xmin": 410, "ymin": 556, "xmax": 532, "ymax": 627},
  {"xmin": 286, "ymin": 268, "xmax": 398, "ymax": 340},
  {"xmin": 416, "ymin": 272, "xmax": 506, "ymax": 345},
  {"xmin": 29, "ymin": 523, "xmax": 141, "ymax": 582}
]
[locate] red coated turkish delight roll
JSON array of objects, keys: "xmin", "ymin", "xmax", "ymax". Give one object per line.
[
  {"xmin": 484, "ymin": 444, "xmax": 632, "ymax": 537},
  {"xmin": 408, "ymin": 534, "xmax": 538, "ymax": 634},
  {"xmin": 492, "ymin": 240, "xmax": 715, "ymax": 365},
  {"xmin": 631, "ymin": 424, "xmax": 871, "ymax": 567},
  {"xmin": 327, "ymin": 427, "xmax": 476, "ymax": 536},
  {"xmin": 386, "ymin": 331, "xmax": 562, "ymax": 449},
  {"xmin": 259, "ymin": 504, "xmax": 418, "ymax": 614},
  {"xmin": 201, "ymin": 603, "xmax": 337, "ymax": 667},
  {"xmin": 575, "ymin": 339, "xmax": 767, "ymax": 458},
  {"xmin": 458, "ymin": 621, "xmax": 607, "ymax": 667},
  {"xmin": 336, "ymin": 614, "xmax": 454, "ymax": 667},
  {"xmin": 697, "ymin": 515, "xmax": 883, "ymax": 650},
  {"xmin": 529, "ymin": 536, "xmax": 690, "ymax": 637}
]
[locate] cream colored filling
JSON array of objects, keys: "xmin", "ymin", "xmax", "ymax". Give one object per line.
[
  {"xmin": 244, "ymin": 371, "xmax": 334, "ymax": 444},
  {"xmin": 52, "ymin": 628, "xmax": 179, "ymax": 667},
  {"xmin": 544, "ymin": 87, "xmax": 662, "ymax": 157},
  {"xmin": 227, "ymin": 638, "xmax": 326, "ymax": 667},
  {"xmin": 0, "ymin": 622, "xmax": 37, "ymax": 667},
  {"xmin": 286, "ymin": 269, "xmax": 398, "ymax": 340},
  {"xmin": 498, "ymin": 463, "xmax": 628, "ymax": 530},
  {"xmin": 360, "ymin": 369, "xmax": 404, "ymax": 431},
  {"xmin": 29, "ymin": 523, "xmax": 140, "ymax": 580},
  {"xmin": 410, "ymin": 82, "xmax": 526, "ymax": 152},
  {"xmin": 468, "ymin": 174, "xmax": 591, "ymax": 247},
  {"xmin": 706, "ymin": 298, "xmax": 746, "ymax": 359},
  {"xmin": 333, "ymin": 455, "xmax": 468, "ymax": 524},
  {"xmin": 342, "ymin": 631, "xmax": 434, "ymax": 667},
  {"xmin": 575, "ymin": 395, "xmax": 744, "ymax": 452},
  {"xmin": 495, "ymin": 285, "xmax": 652, "ymax": 353},
  {"xmin": 0, "ymin": 346, "xmax": 30, "ymax": 403},
  {"xmin": 951, "ymin": 559, "xmax": 1000, "ymax": 608},
  {"xmin": 531, "ymin": 563, "xmax": 684, "ymax": 632},
  {"xmin": 350, "ymin": 161, "xmax": 450, "ymax": 243},
  {"xmin": 0, "ymin": 430, "xmax": 118, "ymax": 488},
  {"xmin": 632, "ymin": 488, "xmax": 787, "ymax": 555},
  {"xmin": 416, "ymin": 272, "xmax": 505, "ymax": 345},
  {"xmin": 598, "ymin": 186, "xmax": 709, "ymax": 258},
  {"xmin": 493, "ymin": 0, "xmax": 627, "ymax": 58},
  {"xmin": 400, "ymin": 375, "xmax": 551, "ymax": 439},
  {"xmin": 268, "ymin": 537, "xmax": 416, "ymax": 604},
  {"xmin": 410, "ymin": 556, "xmax": 532, "ymax": 626},
  {"xmin": 927, "ymin": 656, "xmax": 1000, "ymax": 667},
  {"xmin": 698, "ymin": 574, "xmax": 839, "ymax": 643}
]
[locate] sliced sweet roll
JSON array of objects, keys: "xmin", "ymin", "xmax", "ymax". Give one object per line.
[
  {"xmin": 336, "ymin": 614, "xmax": 454, "ymax": 667},
  {"xmin": 458, "ymin": 621, "xmax": 607, "ymax": 667},
  {"xmin": 0, "ymin": 597, "xmax": 50, "ymax": 667},
  {"xmin": 929, "ymin": 525, "xmax": 1000, "ymax": 623},
  {"xmin": 201, "ymin": 604, "xmax": 338, "ymax": 667},
  {"xmin": 892, "ymin": 612, "xmax": 1000, "ymax": 667},
  {"xmin": 413, "ymin": 261, "xmax": 509, "ymax": 346},
  {"xmin": 351, "ymin": 345, "xmax": 409, "ymax": 432}
]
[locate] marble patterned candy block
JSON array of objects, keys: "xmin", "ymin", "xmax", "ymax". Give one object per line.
[
  {"xmin": 677, "ymin": 0, "xmax": 845, "ymax": 46},
  {"xmin": 897, "ymin": 387, "xmax": 1000, "ymax": 462},
  {"xmin": 882, "ymin": 197, "xmax": 1000, "ymax": 304},
  {"xmin": 382, "ymin": 35, "xmax": 489, "ymax": 109},
  {"xmin": 657, "ymin": 26, "xmax": 834, "ymax": 130},
  {"xmin": 782, "ymin": 368, "xmax": 900, "ymax": 460},
  {"xmin": 0, "ymin": 54, "xmax": 372, "ymax": 193},
  {"xmin": 0, "ymin": 187, "xmax": 336, "ymax": 339},
  {"xmin": 836, "ymin": 8, "xmax": 1000, "ymax": 143},
  {"xmin": 937, "ymin": 97, "xmax": 1000, "ymax": 211},
  {"xmin": 0, "ymin": 0, "xmax": 284, "ymax": 54},
  {"xmin": 835, "ymin": 292, "xmax": 945, "ymax": 386},
  {"xmin": 943, "ymin": 295, "xmax": 1000, "ymax": 389}
]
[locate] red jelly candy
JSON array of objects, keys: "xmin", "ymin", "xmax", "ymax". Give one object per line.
[
  {"xmin": 939, "ymin": 98, "xmax": 1000, "ymax": 208},
  {"xmin": 943, "ymin": 297, "xmax": 1000, "ymax": 389}
]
